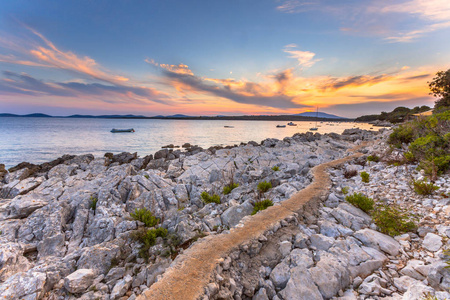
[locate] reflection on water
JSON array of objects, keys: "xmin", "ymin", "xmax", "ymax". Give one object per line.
[{"xmin": 0, "ymin": 117, "xmax": 379, "ymax": 167}]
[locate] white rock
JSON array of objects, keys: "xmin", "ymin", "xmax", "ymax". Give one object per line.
[
  {"xmin": 422, "ymin": 233, "xmax": 443, "ymax": 252},
  {"xmin": 64, "ymin": 269, "xmax": 95, "ymax": 294},
  {"xmin": 354, "ymin": 229, "xmax": 401, "ymax": 256},
  {"xmin": 110, "ymin": 274, "xmax": 133, "ymax": 299},
  {"xmin": 279, "ymin": 267, "xmax": 322, "ymax": 300}
]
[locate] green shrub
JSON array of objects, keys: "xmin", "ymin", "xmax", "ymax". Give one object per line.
[
  {"xmin": 131, "ymin": 208, "xmax": 160, "ymax": 227},
  {"xmin": 223, "ymin": 183, "xmax": 239, "ymax": 195},
  {"xmin": 252, "ymin": 199, "xmax": 274, "ymax": 215},
  {"xmin": 388, "ymin": 125, "xmax": 415, "ymax": 148},
  {"xmin": 89, "ymin": 196, "xmax": 98, "ymax": 211},
  {"xmin": 201, "ymin": 191, "xmax": 221, "ymax": 204},
  {"xmin": 341, "ymin": 186, "xmax": 349, "ymax": 195},
  {"xmin": 272, "ymin": 166, "xmax": 280, "ymax": 171},
  {"xmin": 132, "ymin": 227, "xmax": 168, "ymax": 258},
  {"xmin": 372, "ymin": 204, "xmax": 418, "ymax": 236},
  {"xmin": 444, "ymin": 250, "xmax": 450, "ymax": 269},
  {"xmin": 257, "ymin": 181, "xmax": 272, "ymax": 193},
  {"xmin": 360, "ymin": 171, "xmax": 370, "ymax": 183},
  {"xmin": 367, "ymin": 155, "xmax": 380, "ymax": 163},
  {"xmin": 345, "ymin": 193, "xmax": 374, "ymax": 213},
  {"xmin": 412, "ymin": 179, "xmax": 439, "ymax": 195}
]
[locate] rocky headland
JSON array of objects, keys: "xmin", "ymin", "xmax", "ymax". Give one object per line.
[{"xmin": 0, "ymin": 128, "xmax": 448, "ymax": 300}]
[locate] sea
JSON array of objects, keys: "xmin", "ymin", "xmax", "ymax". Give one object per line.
[{"xmin": 0, "ymin": 117, "xmax": 378, "ymax": 168}]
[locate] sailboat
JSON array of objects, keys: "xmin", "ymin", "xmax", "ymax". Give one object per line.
[{"xmin": 309, "ymin": 107, "xmax": 319, "ymax": 131}]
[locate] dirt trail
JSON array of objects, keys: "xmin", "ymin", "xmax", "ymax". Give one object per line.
[{"xmin": 138, "ymin": 145, "xmax": 367, "ymax": 300}]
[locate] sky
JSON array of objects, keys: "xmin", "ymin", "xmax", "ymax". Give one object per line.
[{"xmin": 0, "ymin": 0, "xmax": 449, "ymax": 118}]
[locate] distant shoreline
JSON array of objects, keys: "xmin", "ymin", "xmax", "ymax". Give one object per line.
[{"xmin": 0, "ymin": 113, "xmax": 354, "ymax": 122}]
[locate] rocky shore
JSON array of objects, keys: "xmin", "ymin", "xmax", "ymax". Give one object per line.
[{"xmin": 0, "ymin": 128, "xmax": 448, "ymax": 300}]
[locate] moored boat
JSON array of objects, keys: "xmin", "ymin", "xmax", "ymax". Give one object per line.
[
  {"xmin": 111, "ymin": 128, "xmax": 135, "ymax": 133},
  {"xmin": 287, "ymin": 122, "xmax": 296, "ymax": 126},
  {"xmin": 276, "ymin": 125, "xmax": 286, "ymax": 128}
]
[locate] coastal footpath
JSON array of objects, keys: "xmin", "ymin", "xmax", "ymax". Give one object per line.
[{"xmin": 0, "ymin": 129, "xmax": 449, "ymax": 299}]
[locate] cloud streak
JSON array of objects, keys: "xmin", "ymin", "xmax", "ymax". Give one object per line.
[{"xmin": 282, "ymin": 44, "xmax": 321, "ymax": 68}]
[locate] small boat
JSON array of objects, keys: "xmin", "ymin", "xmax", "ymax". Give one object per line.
[
  {"xmin": 276, "ymin": 125, "xmax": 286, "ymax": 128},
  {"xmin": 287, "ymin": 122, "xmax": 296, "ymax": 126},
  {"xmin": 224, "ymin": 126, "xmax": 234, "ymax": 128},
  {"xmin": 111, "ymin": 128, "xmax": 135, "ymax": 133},
  {"xmin": 309, "ymin": 107, "xmax": 319, "ymax": 131}
]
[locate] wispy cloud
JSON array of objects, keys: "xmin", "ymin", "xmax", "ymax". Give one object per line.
[
  {"xmin": 282, "ymin": 44, "xmax": 321, "ymax": 68},
  {"xmin": 276, "ymin": 0, "xmax": 450, "ymax": 42}
]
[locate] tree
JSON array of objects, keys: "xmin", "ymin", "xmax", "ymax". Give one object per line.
[{"xmin": 429, "ymin": 69, "xmax": 450, "ymax": 111}]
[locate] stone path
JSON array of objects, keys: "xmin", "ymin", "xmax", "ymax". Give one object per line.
[{"xmin": 138, "ymin": 146, "xmax": 367, "ymax": 300}]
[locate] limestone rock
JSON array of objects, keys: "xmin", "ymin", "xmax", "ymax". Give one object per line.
[
  {"xmin": 354, "ymin": 229, "xmax": 400, "ymax": 256},
  {"xmin": 279, "ymin": 266, "xmax": 323, "ymax": 300},
  {"xmin": 422, "ymin": 233, "xmax": 443, "ymax": 252},
  {"xmin": 64, "ymin": 269, "xmax": 95, "ymax": 294}
]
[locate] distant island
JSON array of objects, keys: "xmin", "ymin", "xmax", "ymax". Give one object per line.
[{"xmin": 0, "ymin": 111, "xmax": 350, "ymax": 121}]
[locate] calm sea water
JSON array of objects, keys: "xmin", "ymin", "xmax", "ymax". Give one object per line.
[{"xmin": 0, "ymin": 117, "xmax": 377, "ymax": 168}]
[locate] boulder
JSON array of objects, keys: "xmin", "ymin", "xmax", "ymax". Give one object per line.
[
  {"xmin": 353, "ymin": 229, "xmax": 400, "ymax": 256},
  {"xmin": 110, "ymin": 274, "xmax": 133, "ymax": 299},
  {"xmin": 422, "ymin": 233, "xmax": 443, "ymax": 252},
  {"xmin": 279, "ymin": 267, "xmax": 323, "ymax": 300},
  {"xmin": 0, "ymin": 270, "xmax": 47, "ymax": 299},
  {"xmin": 221, "ymin": 201, "xmax": 253, "ymax": 228},
  {"xmin": 269, "ymin": 261, "xmax": 290, "ymax": 290},
  {"xmin": 64, "ymin": 269, "xmax": 95, "ymax": 294}
]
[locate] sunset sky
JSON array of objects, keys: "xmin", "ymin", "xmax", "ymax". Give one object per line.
[{"xmin": 0, "ymin": 0, "xmax": 449, "ymax": 117}]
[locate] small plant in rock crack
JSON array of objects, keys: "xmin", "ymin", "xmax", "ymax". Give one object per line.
[
  {"xmin": 345, "ymin": 192, "xmax": 374, "ymax": 213},
  {"xmin": 201, "ymin": 191, "xmax": 221, "ymax": 204},
  {"xmin": 89, "ymin": 196, "xmax": 98, "ymax": 211},
  {"xmin": 252, "ymin": 199, "xmax": 274, "ymax": 215},
  {"xmin": 223, "ymin": 183, "xmax": 239, "ymax": 195},
  {"xmin": 131, "ymin": 227, "xmax": 168, "ymax": 259},
  {"xmin": 360, "ymin": 171, "xmax": 370, "ymax": 183},
  {"xmin": 367, "ymin": 155, "xmax": 380, "ymax": 163},
  {"xmin": 257, "ymin": 181, "xmax": 272, "ymax": 194},
  {"xmin": 130, "ymin": 208, "xmax": 160, "ymax": 227},
  {"xmin": 341, "ymin": 186, "xmax": 349, "ymax": 195},
  {"xmin": 412, "ymin": 179, "xmax": 439, "ymax": 196},
  {"xmin": 272, "ymin": 166, "xmax": 280, "ymax": 171}
]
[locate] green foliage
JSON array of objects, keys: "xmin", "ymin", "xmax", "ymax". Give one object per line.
[
  {"xmin": 429, "ymin": 69, "xmax": 450, "ymax": 111},
  {"xmin": 412, "ymin": 179, "xmax": 439, "ymax": 195},
  {"xmin": 444, "ymin": 250, "xmax": 450, "ymax": 269},
  {"xmin": 272, "ymin": 166, "xmax": 280, "ymax": 171},
  {"xmin": 257, "ymin": 181, "xmax": 272, "ymax": 193},
  {"xmin": 360, "ymin": 171, "xmax": 370, "ymax": 183},
  {"xmin": 130, "ymin": 208, "xmax": 160, "ymax": 227},
  {"xmin": 372, "ymin": 204, "xmax": 418, "ymax": 236},
  {"xmin": 345, "ymin": 192, "xmax": 374, "ymax": 213},
  {"xmin": 252, "ymin": 199, "xmax": 274, "ymax": 215},
  {"xmin": 132, "ymin": 227, "xmax": 168, "ymax": 258},
  {"xmin": 421, "ymin": 294, "xmax": 439, "ymax": 300},
  {"xmin": 355, "ymin": 105, "xmax": 431, "ymax": 123},
  {"xmin": 341, "ymin": 186, "xmax": 349, "ymax": 195},
  {"xmin": 367, "ymin": 155, "xmax": 380, "ymax": 163},
  {"xmin": 201, "ymin": 191, "xmax": 221, "ymax": 204},
  {"xmin": 89, "ymin": 196, "xmax": 98, "ymax": 211},
  {"xmin": 223, "ymin": 183, "xmax": 239, "ymax": 195},
  {"xmin": 144, "ymin": 174, "xmax": 149, "ymax": 179},
  {"xmin": 388, "ymin": 125, "xmax": 415, "ymax": 148}
]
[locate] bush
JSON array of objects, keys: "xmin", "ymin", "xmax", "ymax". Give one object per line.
[
  {"xmin": 272, "ymin": 166, "xmax": 280, "ymax": 171},
  {"xmin": 360, "ymin": 171, "xmax": 370, "ymax": 183},
  {"xmin": 257, "ymin": 181, "xmax": 272, "ymax": 193},
  {"xmin": 412, "ymin": 179, "xmax": 439, "ymax": 195},
  {"xmin": 388, "ymin": 125, "xmax": 415, "ymax": 148},
  {"xmin": 345, "ymin": 193, "xmax": 374, "ymax": 213},
  {"xmin": 201, "ymin": 191, "xmax": 221, "ymax": 204},
  {"xmin": 252, "ymin": 199, "xmax": 274, "ymax": 215},
  {"xmin": 372, "ymin": 204, "xmax": 418, "ymax": 236},
  {"xmin": 367, "ymin": 155, "xmax": 380, "ymax": 163},
  {"xmin": 132, "ymin": 227, "xmax": 168, "ymax": 258},
  {"xmin": 344, "ymin": 169, "xmax": 358, "ymax": 178},
  {"xmin": 131, "ymin": 208, "xmax": 160, "ymax": 227},
  {"xmin": 223, "ymin": 183, "xmax": 239, "ymax": 195}
]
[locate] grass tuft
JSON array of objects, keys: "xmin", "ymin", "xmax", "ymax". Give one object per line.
[
  {"xmin": 252, "ymin": 199, "xmax": 274, "ymax": 215},
  {"xmin": 345, "ymin": 192, "xmax": 374, "ymax": 213},
  {"xmin": 130, "ymin": 208, "xmax": 160, "ymax": 227},
  {"xmin": 201, "ymin": 191, "xmax": 221, "ymax": 204}
]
